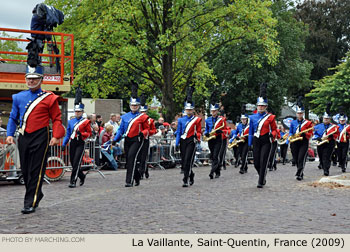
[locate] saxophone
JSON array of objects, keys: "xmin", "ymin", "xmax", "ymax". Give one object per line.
[
  {"xmin": 277, "ymin": 133, "xmax": 289, "ymax": 145},
  {"xmin": 289, "ymin": 127, "xmax": 314, "ymax": 143},
  {"xmin": 316, "ymin": 130, "xmax": 337, "ymax": 146},
  {"xmin": 228, "ymin": 134, "xmax": 248, "ymax": 149},
  {"xmin": 203, "ymin": 123, "xmax": 225, "ymax": 142}
]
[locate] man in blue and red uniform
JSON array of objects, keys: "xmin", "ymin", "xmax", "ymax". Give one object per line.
[
  {"xmin": 289, "ymin": 101, "xmax": 313, "ymax": 180},
  {"xmin": 138, "ymin": 95, "xmax": 157, "ymax": 179},
  {"xmin": 113, "ymin": 88, "xmax": 150, "ymax": 187},
  {"xmin": 176, "ymin": 87, "xmax": 202, "ymax": 187},
  {"xmin": 204, "ymin": 103, "xmax": 227, "ymax": 179},
  {"xmin": 62, "ymin": 100, "xmax": 92, "ymax": 188},
  {"xmin": 312, "ymin": 106, "xmax": 339, "ymax": 176},
  {"xmin": 336, "ymin": 113, "xmax": 350, "ymax": 172},
  {"xmin": 235, "ymin": 111, "xmax": 250, "ymax": 174},
  {"xmin": 6, "ymin": 65, "xmax": 65, "ymax": 214},
  {"xmin": 248, "ymin": 83, "xmax": 277, "ymax": 188}
]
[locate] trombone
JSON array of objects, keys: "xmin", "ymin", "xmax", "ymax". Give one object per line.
[{"xmin": 203, "ymin": 123, "xmax": 225, "ymax": 142}]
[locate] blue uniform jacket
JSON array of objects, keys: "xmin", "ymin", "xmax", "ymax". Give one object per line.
[
  {"xmin": 62, "ymin": 116, "xmax": 84, "ymax": 148},
  {"xmin": 175, "ymin": 115, "xmax": 196, "ymax": 146},
  {"xmin": 113, "ymin": 111, "xmax": 141, "ymax": 142},
  {"xmin": 7, "ymin": 88, "xmax": 44, "ymax": 137}
]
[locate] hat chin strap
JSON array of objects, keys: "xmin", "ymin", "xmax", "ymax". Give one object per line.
[{"xmin": 26, "ymin": 78, "xmax": 42, "ymax": 89}]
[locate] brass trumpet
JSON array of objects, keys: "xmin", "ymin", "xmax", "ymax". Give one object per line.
[
  {"xmin": 316, "ymin": 130, "xmax": 337, "ymax": 146},
  {"xmin": 228, "ymin": 134, "xmax": 248, "ymax": 149},
  {"xmin": 277, "ymin": 133, "xmax": 289, "ymax": 145},
  {"xmin": 203, "ymin": 123, "xmax": 225, "ymax": 141},
  {"xmin": 289, "ymin": 127, "xmax": 314, "ymax": 143}
]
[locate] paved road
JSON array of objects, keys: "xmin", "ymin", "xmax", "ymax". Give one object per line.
[{"xmin": 0, "ymin": 162, "xmax": 349, "ymax": 234}]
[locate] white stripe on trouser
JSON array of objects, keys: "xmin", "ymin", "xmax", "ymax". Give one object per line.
[
  {"xmin": 262, "ymin": 142, "xmax": 272, "ymax": 184},
  {"xmin": 272, "ymin": 144, "xmax": 278, "ymax": 168},
  {"xmin": 188, "ymin": 140, "xmax": 197, "ymax": 182},
  {"xmin": 74, "ymin": 141, "xmax": 86, "ymax": 182},
  {"xmin": 217, "ymin": 140, "xmax": 224, "ymax": 171},
  {"xmin": 300, "ymin": 141, "xmax": 309, "ymax": 175},
  {"xmin": 131, "ymin": 137, "xmax": 144, "ymax": 185}
]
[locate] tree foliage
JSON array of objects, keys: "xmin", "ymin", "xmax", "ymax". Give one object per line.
[
  {"xmin": 209, "ymin": 0, "xmax": 312, "ymax": 121},
  {"xmin": 45, "ymin": 0, "xmax": 279, "ymax": 121},
  {"xmin": 295, "ymin": 0, "xmax": 350, "ymax": 81},
  {"xmin": 0, "ymin": 32, "xmax": 26, "ymax": 63},
  {"xmin": 306, "ymin": 52, "xmax": 350, "ymax": 117}
]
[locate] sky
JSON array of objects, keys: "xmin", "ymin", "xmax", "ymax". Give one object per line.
[{"xmin": 0, "ymin": 0, "xmax": 44, "ymax": 30}]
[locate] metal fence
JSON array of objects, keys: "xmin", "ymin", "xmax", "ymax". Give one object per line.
[{"xmin": 1, "ymin": 130, "xmax": 239, "ymax": 184}]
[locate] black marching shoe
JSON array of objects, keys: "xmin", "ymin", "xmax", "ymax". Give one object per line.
[
  {"xmin": 145, "ymin": 171, "xmax": 149, "ymax": 179},
  {"xmin": 134, "ymin": 180, "xmax": 140, "ymax": 186},
  {"xmin": 68, "ymin": 183, "xmax": 76, "ymax": 188},
  {"xmin": 125, "ymin": 183, "xmax": 133, "ymax": 187},
  {"xmin": 79, "ymin": 174, "xmax": 86, "ymax": 186},
  {"xmin": 21, "ymin": 207, "xmax": 35, "ymax": 214},
  {"xmin": 182, "ymin": 182, "xmax": 189, "ymax": 187},
  {"xmin": 296, "ymin": 176, "xmax": 303, "ymax": 181},
  {"xmin": 239, "ymin": 169, "xmax": 244, "ymax": 174},
  {"xmin": 342, "ymin": 168, "xmax": 346, "ymax": 173},
  {"xmin": 189, "ymin": 173, "xmax": 195, "ymax": 186},
  {"xmin": 209, "ymin": 173, "xmax": 214, "ymax": 179},
  {"xmin": 215, "ymin": 174, "xmax": 220, "ymax": 178},
  {"xmin": 257, "ymin": 184, "xmax": 264, "ymax": 188},
  {"xmin": 323, "ymin": 171, "xmax": 329, "ymax": 176}
]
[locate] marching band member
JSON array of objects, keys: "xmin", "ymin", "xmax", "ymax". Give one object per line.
[
  {"xmin": 233, "ymin": 106, "xmax": 250, "ymax": 174},
  {"xmin": 313, "ymin": 103, "xmax": 339, "ymax": 176},
  {"xmin": 288, "ymin": 98, "xmax": 313, "ymax": 180},
  {"xmin": 204, "ymin": 96, "xmax": 227, "ymax": 179},
  {"xmin": 336, "ymin": 112, "xmax": 350, "ymax": 172},
  {"xmin": 248, "ymin": 83, "xmax": 277, "ymax": 188},
  {"xmin": 175, "ymin": 86, "xmax": 202, "ymax": 187},
  {"xmin": 6, "ymin": 65, "xmax": 65, "ymax": 214},
  {"xmin": 62, "ymin": 92, "xmax": 92, "ymax": 188},
  {"xmin": 229, "ymin": 123, "xmax": 240, "ymax": 167},
  {"xmin": 139, "ymin": 94, "xmax": 157, "ymax": 179},
  {"xmin": 268, "ymin": 115, "xmax": 280, "ymax": 171},
  {"xmin": 278, "ymin": 126, "xmax": 289, "ymax": 165},
  {"xmin": 218, "ymin": 109, "xmax": 230, "ymax": 171},
  {"xmin": 113, "ymin": 83, "xmax": 150, "ymax": 187}
]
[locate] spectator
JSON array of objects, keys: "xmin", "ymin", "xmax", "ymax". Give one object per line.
[
  {"xmin": 101, "ymin": 125, "xmax": 121, "ymax": 170},
  {"xmin": 0, "ymin": 116, "xmax": 20, "ymax": 173},
  {"xmin": 155, "ymin": 117, "xmax": 164, "ymax": 129},
  {"xmin": 105, "ymin": 113, "xmax": 119, "ymax": 134}
]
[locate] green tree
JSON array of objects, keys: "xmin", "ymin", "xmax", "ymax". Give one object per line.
[
  {"xmin": 46, "ymin": 0, "xmax": 279, "ymax": 121},
  {"xmin": 306, "ymin": 53, "xmax": 350, "ymax": 117},
  {"xmin": 0, "ymin": 32, "xmax": 26, "ymax": 63},
  {"xmin": 295, "ymin": 0, "xmax": 350, "ymax": 81},
  {"xmin": 209, "ymin": 0, "xmax": 312, "ymax": 121}
]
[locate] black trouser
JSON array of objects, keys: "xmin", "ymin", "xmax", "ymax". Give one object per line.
[
  {"xmin": 208, "ymin": 136, "xmax": 223, "ymax": 175},
  {"xmin": 18, "ymin": 126, "xmax": 49, "ymax": 209},
  {"xmin": 280, "ymin": 143, "xmax": 288, "ymax": 163},
  {"xmin": 70, "ymin": 138, "xmax": 86, "ymax": 184},
  {"xmin": 138, "ymin": 139, "xmax": 150, "ymax": 177},
  {"xmin": 318, "ymin": 139, "xmax": 335, "ymax": 174},
  {"xmin": 337, "ymin": 142, "xmax": 349, "ymax": 170},
  {"xmin": 220, "ymin": 139, "xmax": 228, "ymax": 170},
  {"xmin": 290, "ymin": 138, "xmax": 309, "ymax": 176},
  {"xmin": 253, "ymin": 134, "xmax": 272, "ymax": 185},
  {"xmin": 238, "ymin": 141, "xmax": 249, "ymax": 172},
  {"xmin": 233, "ymin": 146, "xmax": 239, "ymax": 164},
  {"xmin": 180, "ymin": 136, "xmax": 196, "ymax": 183},
  {"xmin": 124, "ymin": 136, "xmax": 144, "ymax": 184},
  {"xmin": 268, "ymin": 141, "xmax": 278, "ymax": 169},
  {"xmin": 331, "ymin": 149, "xmax": 338, "ymax": 165}
]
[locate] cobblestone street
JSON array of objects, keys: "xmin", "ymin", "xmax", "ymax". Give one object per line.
[{"xmin": 0, "ymin": 162, "xmax": 349, "ymax": 234}]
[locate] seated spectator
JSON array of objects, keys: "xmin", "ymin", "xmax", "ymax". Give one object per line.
[
  {"xmin": 101, "ymin": 125, "xmax": 121, "ymax": 170},
  {"xmin": 0, "ymin": 116, "xmax": 20, "ymax": 174}
]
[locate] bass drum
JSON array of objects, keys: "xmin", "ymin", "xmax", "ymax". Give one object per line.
[{"xmin": 45, "ymin": 156, "xmax": 66, "ymax": 182}]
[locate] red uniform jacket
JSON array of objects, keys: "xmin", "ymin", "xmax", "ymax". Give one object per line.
[
  {"xmin": 78, "ymin": 119, "xmax": 92, "ymax": 140},
  {"xmin": 338, "ymin": 124, "xmax": 350, "ymax": 143},
  {"xmin": 299, "ymin": 120, "xmax": 313, "ymax": 140},
  {"xmin": 26, "ymin": 91, "xmax": 65, "ymax": 138}
]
